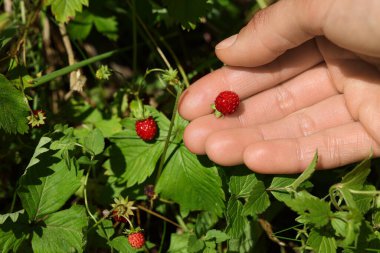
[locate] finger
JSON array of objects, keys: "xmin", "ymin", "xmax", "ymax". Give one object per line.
[
  {"xmin": 243, "ymin": 122, "xmax": 380, "ymax": 174},
  {"xmin": 179, "ymin": 40, "xmax": 322, "ymax": 121},
  {"xmin": 216, "ymin": 0, "xmax": 380, "ymax": 67},
  {"xmin": 204, "ymin": 95, "xmax": 353, "ymax": 166},
  {"xmin": 183, "ymin": 64, "xmax": 338, "ymax": 154},
  {"xmin": 317, "ymin": 37, "xmax": 380, "ymax": 144}
]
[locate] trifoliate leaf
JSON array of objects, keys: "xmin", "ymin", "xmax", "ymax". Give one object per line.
[
  {"xmin": 0, "ymin": 74, "xmax": 29, "ymax": 134},
  {"xmin": 31, "ymin": 205, "xmax": 88, "ymax": 253},
  {"xmin": 285, "ymin": 191, "xmax": 331, "ymax": 228},
  {"xmin": 307, "ymin": 228, "xmax": 337, "ymax": 253},
  {"xmin": 242, "ymin": 180, "xmax": 270, "ymax": 217},
  {"xmin": 229, "ymin": 174, "xmax": 258, "ymax": 198},
  {"xmin": 156, "ymin": 146, "xmax": 225, "ymax": 216}
]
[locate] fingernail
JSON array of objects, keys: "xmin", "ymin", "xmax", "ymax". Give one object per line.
[{"xmin": 216, "ymin": 34, "xmax": 237, "ymax": 49}]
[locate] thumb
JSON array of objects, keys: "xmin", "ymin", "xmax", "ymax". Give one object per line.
[{"xmin": 215, "ymin": 0, "xmax": 380, "ymax": 67}]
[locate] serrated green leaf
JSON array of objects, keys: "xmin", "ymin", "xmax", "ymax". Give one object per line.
[
  {"xmin": 285, "ymin": 191, "xmax": 331, "ymax": 228},
  {"xmin": 31, "ymin": 205, "xmax": 88, "ymax": 253},
  {"xmin": 0, "ymin": 210, "xmax": 25, "ymax": 224},
  {"xmin": 229, "ymin": 174, "xmax": 258, "ymax": 198},
  {"xmin": 108, "ymin": 236, "xmax": 139, "ymax": 253},
  {"xmin": 352, "ymin": 184, "xmax": 376, "ymax": 215},
  {"xmin": 93, "ymin": 15, "xmax": 118, "ymax": 41},
  {"xmin": 18, "ymin": 148, "xmax": 82, "ymax": 220},
  {"xmin": 204, "ymin": 229, "xmax": 229, "ymax": 243},
  {"xmin": 242, "ymin": 181, "xmax": 270, "ymax": 217},
  {"xmin": 268, "ymin": 176, "xmax": 296, "ymax": 202},
  {"xmin": 96, "ymin": 219, "xmax": 114, "ymax": 240},
  {"xmin": 0, "ymin": 74, "xmax": 29, "ymax": 134},
  {"xmin": 163, "ymin": 0, "xmax": 211, "ymax": 29},
  {"xmin": 67, "ymin": 10, "xmax": 93, "ymax": 40},
  {"xmin": 290, "ymin": 151, "xmax": 318, "ymax": 190},
  {"xmin": 25, "ymin": 136, "xmax": 51, "ymax": 170},
  {"xmin": 307, "ymin": 228, "xmax": 337, "ymax": 253},
  {"xmin": 195, "ymin": 212, "xmax": 219, "ymax": 238},
  {"xmin": 156, "ymin": 146, "xmax": 225, "ymax": 216},
  {"xmin": 225, "ymin": 195, "xmax": 246, "ymax": 238},
  {"xmin": 188, "ymin": 234, "xmax": 205, "ymax": 252},
  {"xmin": 48, "ymin": 0, "xmax": 89, "ymax": 23},
  {"xmin": 167, "ymin": 233, "xmax": 191, "ymax": 253},
  {"xmin": 331, "ymin": 211, "xmax": 361, "ymax": 246},
  {"xmin": 0, "ymin": 211, "xmax": 29, "ymax": 252},
  {"xmin": 83, "ymin": 128, "xmax": 104, "ymax": 155}
]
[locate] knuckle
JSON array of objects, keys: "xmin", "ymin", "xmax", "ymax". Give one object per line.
[{"xmin": 275, "ymin": 85, "xmax": 296, "ymax": 116}]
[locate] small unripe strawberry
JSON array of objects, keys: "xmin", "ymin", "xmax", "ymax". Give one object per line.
[
  {"xmin": 112, "ymin": 210, "xmax": 128, "ymax": 223},
  {"xmin": 128, "ymin": 232, "xmax": 145, "ymax": 249},
  {"xmin": 135, "ymin": 116, "xmax": 158, "ymax": 141},
  {"xmin": 212, "ymin": 91, "xmax": 240, "ymax": 118}
]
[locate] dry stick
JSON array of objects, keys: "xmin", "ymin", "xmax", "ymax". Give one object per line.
[
  {"xmin": 137, "ymin": 205, "xmax": 181, "ymax": 228},
  {"xmin": 59, "ymin": 23, "xmax": 86, "ymax": 99}
]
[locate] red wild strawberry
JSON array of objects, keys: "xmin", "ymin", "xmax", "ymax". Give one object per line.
[
  {"xmin": 212, "ymin": 91, "xmax": 240, "ymax": 118},
  {"xmin": 128, "ymin": 232, "xmax": 145, "ymax": 249},
  {"xmin": 135, "ymin": 116, "xmax": 157, "ymax": 141}
]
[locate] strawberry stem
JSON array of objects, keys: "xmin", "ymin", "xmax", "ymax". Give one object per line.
[{"xmin": 137, "ymin": 205, "xmax": 181, "ymax": 228}]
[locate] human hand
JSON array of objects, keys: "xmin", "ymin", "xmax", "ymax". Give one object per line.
[{"xmin": 178, "ymin": 0, "xmax": 380, "ymax": 173}]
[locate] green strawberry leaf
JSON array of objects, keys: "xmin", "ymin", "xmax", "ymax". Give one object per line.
[
  {"xmin": 284, "ymin": 191, "xmax": 331, "ymax": 228},
  {"xmin": 242, "ymin": 180, "xmax": 270, "ymax": 217},
  {"xmin": 25, "ymin": 136, "xmax": 51, "ymax": 170},
  {"xmin": 307, "ymin": 228, "xmax": 337, "ymax": 253},
  {"xmin": 45, "ymin": 0, "xmax": 89, "ymax": 23},
  {"xmin": 195, "ymin": 212, "xmax": 219, "ymax": 238},
  {"xmin": 0, "ymin": 210, "xmax": 25, "ymax": 224},
  {"xmin": 163, "ymin": 0, "xmax": 211, "ymax": 29},
  {"xmin": 203, "ymin": 229, "xmax": 229, "ymax": 243},
  {"xmin": 96, "ymin": 219, "xmax": 114, "ymax": 240},
  {"xmin": 83, "ymin": 128, "xmax": 105, "ymax": 156},
  {"xmin": 0, "ymin": 74, "xmax": 29, "ymax": 134},
  {"xmin": 0, "ymin": 210, "xmax": 30, "ymax": 252},
  {"xmin": 229, "ymin": 174, "xmax": 258, "ymax": 198},
  {"xmin": 188, "ymin": 234, "xmax": 205, "ymax": 252},
  {"xmin": 156, "ymin": 146, "xmax": 225, "ymax": 216},
  {"xmin": 225, "ymin": 195, "xmax": 246, "ymax": 238},
  {"xmin": 108, "ymin": 236, "xmax": 139, "ymax": 252},
  {"xmin": 31, "ymin": 205, "xmax": 88, "ymax": 253},
  {"xmin": 18, "ymin": 141, "xmax": 82, "ymax": 220},
  {"xmin": 167, "ymin": 233, "xmax": 191, "ymax": 253}
]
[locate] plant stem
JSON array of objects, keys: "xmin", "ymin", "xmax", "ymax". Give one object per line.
[
  {"xmin": 158, "ymin": 222, "xmax": 166, "ymax": 253},
  {"xmin": 131, "ymin": 0, "xmax": 137, "ymax": 72},
  {"xmin": 84, "ymin": 165, "xmax": 97, "ymax": 223},
  {"xmin": 155, "ymin": 85, "xmax": 183, "ymax": 182},
  {"xmin": 137, "ymin": 205, "xmax": 181, "ymax": 228}
]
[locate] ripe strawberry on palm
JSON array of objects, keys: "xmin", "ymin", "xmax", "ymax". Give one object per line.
[{"xmin": 212, "ymin": 91, "xmax": 240, "ymax": 118}]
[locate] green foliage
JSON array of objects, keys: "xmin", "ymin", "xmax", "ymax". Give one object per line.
[
  {"xmin": 45, "ymin": 0, "xmax": 89, "ymax": 23},
  {"xmin": 156, "ymin": 146, "xmax": 225, "ymax": 216},
  {"xmin": 1, "ymin": 1, "xmax": 379, "ymax": 252},
  {"xmin": 0, "ymin": 74, "xmax": 29, "ymax": 134}
]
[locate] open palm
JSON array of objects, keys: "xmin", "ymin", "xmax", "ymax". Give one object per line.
[{"xmin": 178, "ymin": 0, "xmax": 380, "ymax": 173}]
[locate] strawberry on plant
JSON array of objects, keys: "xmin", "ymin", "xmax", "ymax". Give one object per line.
[
  {"xmin": 127, "ymin": 230, "xmax": 145, "ymax": 249},
  {"xmin": 211, "ymin": 91, "xmax": 240, "ymax": 118},
  {"xmin": 111, "ymin": 196, "xmax": 137, "ymax": 223},
  {"xmin": 27, "ymin": 110, "xmax": 46, "ymax": 128},
  {"xmin": 135, "ymin": 116, "xmax": 158, "ymax": 141}
]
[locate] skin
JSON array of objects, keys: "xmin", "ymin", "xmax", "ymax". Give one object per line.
[{"xmin": 178, "ymin": 0, "xmax": 380, "ymax": 173}]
